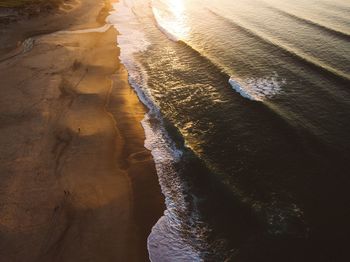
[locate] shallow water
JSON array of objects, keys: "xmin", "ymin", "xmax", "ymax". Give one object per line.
[{"xmin": 108, "ymin": 0, "xmax": 350, "ymax": 261}]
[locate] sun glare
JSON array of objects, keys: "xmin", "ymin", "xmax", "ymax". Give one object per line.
[
  {"xmin": 168, "ymin": 0, "xmax": 185, "ymax": 18},
  {"xmin": 153, "ymin": 0, "xmax": 189, "ymax": 40}
]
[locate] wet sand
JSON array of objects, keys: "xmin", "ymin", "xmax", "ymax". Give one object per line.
[{"xmin": 0, "ymin": 0, "xmax": 164, "ymax": 261}]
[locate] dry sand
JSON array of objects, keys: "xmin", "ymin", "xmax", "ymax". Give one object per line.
[{"xmin": 0, "ymin": 0, "xmax": 164, "ymax": 261}]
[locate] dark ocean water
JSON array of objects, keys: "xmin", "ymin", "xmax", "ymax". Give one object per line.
[{"xmin": 108, "ymin": 0, "xmax": 350, "ymax": 261}]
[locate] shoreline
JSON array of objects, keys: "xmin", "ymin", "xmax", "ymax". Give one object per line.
[{"xmin": 0, "ymin": 0, "xmax": 164, "ymax": 261}]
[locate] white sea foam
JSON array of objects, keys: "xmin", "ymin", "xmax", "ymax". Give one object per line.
[
  {"xmin": 108, "ymin": 1, "xmax": 201, "ymax": 261},
  {"xmin": 126, "ymin": 63, "xmax": 200, "ymax": 261},
  {"xmin": 229, "ymin": 78, "xmax": 256, "ymax": 101},
  {"xmin": 142, "ymin": 112, "xmax": 201, "ymax": 262},
  {"xmin": 229, "ymin": 75, "xmax": 285, "ymax": 101},
  {"xmin": 107, "ymin": 0, "xmax": 151, "ymax": 64}
]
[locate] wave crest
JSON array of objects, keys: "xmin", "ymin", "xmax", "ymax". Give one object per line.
[
  {"xmin": 229, "ymin": 75, "xmax": 284, "ymax": 101},
  {"xmin": 152, "ymin": 7, "xmax": 180, "ymax": 42}
]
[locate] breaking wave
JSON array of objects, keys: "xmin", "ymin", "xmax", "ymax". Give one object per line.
[{"xmin": 229, "ymin": 75, "xmax": 285, "ymax": 101}]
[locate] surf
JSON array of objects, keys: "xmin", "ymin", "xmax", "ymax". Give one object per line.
[
  {"xmin": 110, "ymin": 0, "xmax": 350, "ymax": 261},
  {"xmin": 229, "ymin": 76, "xmax": 284, "ymax": 102},
  {"xmin": 153, "ymin": 4, "xmax": 350, "ymax": 87}
]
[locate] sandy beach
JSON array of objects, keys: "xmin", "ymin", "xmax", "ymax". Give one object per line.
[{"xmin": 0, "ymin": 0, "xmax": 164, "ymax": 261}]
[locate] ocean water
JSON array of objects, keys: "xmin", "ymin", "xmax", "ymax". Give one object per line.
[{"xmin": 108, "ymin": 0, "xmax": 350, "ymax": 261}]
